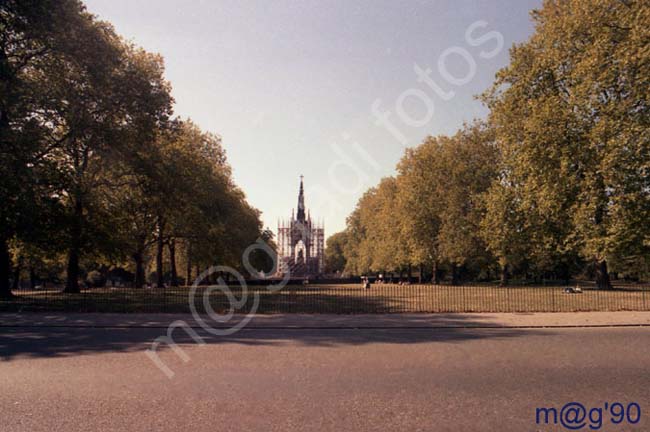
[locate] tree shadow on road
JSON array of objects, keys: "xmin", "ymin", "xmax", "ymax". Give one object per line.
[{"xmin": 0, "ymin": 312, "xmax": 555, "ymax": 361}]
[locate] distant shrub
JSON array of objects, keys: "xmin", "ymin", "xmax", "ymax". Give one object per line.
[{"xmin": 86, "ymin": 270, "xmax": 106, "ymax": 288}]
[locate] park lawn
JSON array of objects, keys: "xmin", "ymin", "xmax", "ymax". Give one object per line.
[{"xmin": 1, "ymin": 283, "xmax": 649, "ymax": 313}]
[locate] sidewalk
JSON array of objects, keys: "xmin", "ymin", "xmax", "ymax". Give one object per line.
[{"xmin": 1, "ymin": 311, "xmax": 650, "ymax": 329}]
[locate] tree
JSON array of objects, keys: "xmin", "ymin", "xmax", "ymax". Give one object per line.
[
  {"xmin": 480, "ymin": 181, "xmax": 530, "ymax": 285},
  {"xmin": 341, "ymin": 177, "xmax": 409, "ymax": 277},
  {"xmin": 393, "ymin": 123, "xmax": 498, "ymax": 284},
  {"xmin": 325, "ymin": 231, "xmax": 348, "ymax": 274},
  {"xmin": 341, "ymin": 123, "xmax": 498, "ymax": 283},
  {"xmin": 52, "ymin": 41, "xmax": 171, "ymax": 293},
  {"xmin": 368, "ymin": 177, "xmax": 410, "ymax": 274},
  {"xmin": 1, "ymin": 1, "xmax": 264, "ymax": 297},
  {"xmin": 434, "ymin": 123, "xmax": 498, "ymax": 283},
  {"xmin": 396, "ymin": 138, "xmax": 444, "ymax": 282},
  {"xmin": 484, "ymin": 0, "xmax": 650, "ymax": 288},
  {"xmin": 0, "ymin": 0, "xmax": 114, "ymax": 297},
  {"xmin": 341, "ymin": 186, "xmax": 379, "ymax": 275},
  {"xmin": 109, "ymin": 118, "xmax": 264, "ymax": 288}
]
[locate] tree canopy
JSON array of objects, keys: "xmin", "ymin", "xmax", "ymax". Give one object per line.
[
  {"xmin": 1, "ymin": 1, "xmax": 266, "ymax": 296},
  {"xmin": 333, "ymin": 0, "xmax": 650, "ymax": 286}
]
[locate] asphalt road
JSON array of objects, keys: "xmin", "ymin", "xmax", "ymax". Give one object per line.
[{"xmin": 1, "ymin": 320, "xmax": 649, "ymax": 431}]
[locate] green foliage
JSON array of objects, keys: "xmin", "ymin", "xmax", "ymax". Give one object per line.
[
  {"xmin": 85, "ymin": 270, "xmax": 106, "ymax": 288},
  {"xmin": 325, "ymin": 231, "xmax": 348, "ymax": 274},
  {"xmin": 3, "ymin": 0, "xmax": 649, "ymax": 292},
  {"xmin": 334, "ymin": 0, "xmax": 650, "ymax": 285},
  {"xmin": 0, "ymin": 1, "xmax": 265, "ymax": 294},
  {"xmin": 483, "ymin": 0, "xmax": 650, "ymax": 285},
  {"xmin": 339, "ymin": 122, "xmax": 499, "ymax": 281},
  {"xmin": 342, "ymin": 177, "xmax": 410, "ymax": 275}
]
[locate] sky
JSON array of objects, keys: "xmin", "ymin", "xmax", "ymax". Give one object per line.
[{"xmin": 84, "ymin": 0, "xmax": 541, "ymax": 237}]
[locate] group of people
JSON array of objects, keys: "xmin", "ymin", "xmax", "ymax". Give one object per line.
[{"xmin": 360, "ymin": 274, "xmax": 412, "ymax": 289}]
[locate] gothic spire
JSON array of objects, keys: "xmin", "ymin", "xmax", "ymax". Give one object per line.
[{"xmin": 297, "ymin": 175, "xmax": 306, "ymax": 221}]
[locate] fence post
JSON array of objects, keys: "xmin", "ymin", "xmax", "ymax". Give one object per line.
[{"xmin": 552, "ymin": 287, "xmax": 557, "ymax": 312}]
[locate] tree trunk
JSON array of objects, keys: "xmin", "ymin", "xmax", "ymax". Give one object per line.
[
  {"xmin": 65, "ymin": 246, "xmax": 80, "ymax": 293},
  {"xmin": 418, "ymin": 263, "xmax": 423, "ymax": 284},
  {"xmin": 29, "ymin": 266, "xmax": 36, "ymax": 290},
  {"xmin": 592, "ymin": 179, "xmax": 612, "ymax": 290},
  {"xmin": 11, "ymin": 255, "xmax": 21, "ymax": 291},
  {"xmin": 0, "ymin": 49, "xmax": 15, "ymax": 299},
  {"xmin": 431, "ymin": 261, "xmax": 439, "ymax": 284},
  {"xmin": 595, "ymin": 259, "xmax": 613, "ymax": 290},
  {"xmin": 156, "ymin": 217, "xmax": 164, "ymax": 288},
  {"xmin": 0, "ymin": 236, "xmax": 13, "ymax": 299},
  {"xmin": 133, "ymin": 251, "xmax": 145, "ymax": 288},
  {"xmin": 168, "ymin": 238, "xmax": 178, "ymax": 287},
  {"xmin": 186, "ymin": 241, "xmax": 192, "ymax": 287},
  {"xmin": 407, "ymin": 264, "xmax": 412, "ymax": 283},
  {"xmin": 560, "ymin": 262, "xmax": 571, "ymax": 286},
  {"xmin": 451, "ymin": 264, "xmax": 460, "ymax": 286},
  {"xmin": 64, "ymin": 198, "xmax": 83, "ymax": 293},
  {"xmin": 499, "ymin": 263, "xmax": 509, "ymax": 287}
]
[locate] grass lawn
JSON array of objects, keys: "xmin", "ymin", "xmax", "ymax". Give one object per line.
[{"xmin": 1, "ymin": 283, "xmax": 649, "ymax": 313}]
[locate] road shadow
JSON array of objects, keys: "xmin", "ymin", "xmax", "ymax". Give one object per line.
[
  {"xmin": 0, "ymin": 312, "xmax": 553, "ymax": 361},
  {"xmin": 0, "ymin": 287, "xmax": 430, "ymax": 313}
]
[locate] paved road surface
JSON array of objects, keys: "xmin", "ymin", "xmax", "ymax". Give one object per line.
[{"xmin": 1, "ymin": 314, "xmax": 649, "ymax": 431}]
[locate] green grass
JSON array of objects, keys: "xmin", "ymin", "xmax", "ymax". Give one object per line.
[{"xmin": 1, "ymin": 283, "xmax": 649, "ymax": 313}]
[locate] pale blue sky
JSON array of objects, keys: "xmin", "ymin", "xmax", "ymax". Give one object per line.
[{"xmin": 84, "ymin": 0, "xmax": 541, "ymax": 237}]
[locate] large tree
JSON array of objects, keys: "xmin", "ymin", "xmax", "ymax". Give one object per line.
[
  {"xmin": 342, "ymin": 177, "xmax": 409, "ymax": 276},
  {"xmin": 435, "ymin": 123, "xmax": 498, "ymax": 284},
  {"xmin": 484, "ymin": 0, "xmax": 650, "ymax": 288},
  {"xmin": 395, "ymin": 123, "xmax": 498, "ymax": 284},
  {"xmin": 340, "ymin": 123, "xmax": 498, "ymax": 283},
  {"xmin": 52, "ymin": 41, "xmax": 172, "ymax": 293},
  {"xmin": 1, "ymin": 1, "xmax": 263, "ymax": 297},
  {"xmin": 396, "ymin": 137, "xmax": 444, "ymax": 282},
  {"xmin": 0, "ymin": 0, "xmax": 108, "ymax": 297}
]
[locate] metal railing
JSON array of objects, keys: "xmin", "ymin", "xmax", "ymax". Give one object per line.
[{"xmin": 1, "ymin": 282, "xmax": 649, "ymax": 314}]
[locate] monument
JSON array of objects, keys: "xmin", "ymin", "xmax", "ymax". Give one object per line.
[{"xmin": 276, "ymin": 176, "xmax": 324, "ymax": 277}]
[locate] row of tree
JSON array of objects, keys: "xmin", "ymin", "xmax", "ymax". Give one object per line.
[
  {"xmin": 1, "ymin": 0, "xmax": 266, "ymax": 298},
  {"xmin": 327, "ymin": 0, "xmax": 650, "ymax": 288}
]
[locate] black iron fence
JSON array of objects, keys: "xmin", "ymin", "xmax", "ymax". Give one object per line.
[{"xmin": 1, "ymin": 282, "xmax": 649, "ymax": 313}]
